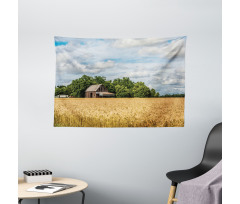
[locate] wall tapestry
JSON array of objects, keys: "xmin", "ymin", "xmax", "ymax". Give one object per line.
[{"xmin": 54, "ymin": 36, "xmax": 186, "ymax": 127}]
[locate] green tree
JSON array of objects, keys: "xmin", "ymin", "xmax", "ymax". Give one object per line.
[
  {"xmin": 104, "ymin": 80, "xmax": 115, "ymax": 93},
  {"xmin": 115, "ymin": 85, "xmax": 131, "ymax": 98},
  {"xmin": 113, "ymin": 77, "xmax": 134, "ymax": 89},
  {"xmin": 71, "ymin": 75, "xmax": 95, "ymax": 97},
  {"xmin": 94, "ymin": 76, "xmax": 106, "ymax": 84},
  {"xmin": 150, "ymin": 88, "xmax": 156, "ymax": 97},
  {"xmin": 55, "ymin": 87, "xmax": 61, "ymax": 96},
  {"xmin": 133, "ymin": 82, "xmax": 151, "ymax": 97},
  {"xmin": 65, "ymin": 85, "xmax": 73, "ymax": 95},
  {"xmin": 160, "ymin": 94, "xmax": 185, "ymax": 97},
  {"xmin": 55, "ymin": 86, "xmax": 67, "ymax": 96}
]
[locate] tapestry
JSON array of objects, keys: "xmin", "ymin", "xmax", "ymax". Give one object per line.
[{"xmin": 54, "ymin": 36, "xmax": 186, "ymax": 127}]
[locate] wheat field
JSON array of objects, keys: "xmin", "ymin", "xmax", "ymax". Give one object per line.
[{"xmin": 54, "ymin": 98, "xmax": 184, "ymax": 127}]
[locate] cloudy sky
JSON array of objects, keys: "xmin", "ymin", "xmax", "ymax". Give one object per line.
[{"xmin": 54, "ymin": 36, "xmax": 186, "ymax": 95}]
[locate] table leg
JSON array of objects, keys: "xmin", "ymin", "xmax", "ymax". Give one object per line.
[
  {"xmin": 80, "ymin": 191, "xmax": 85, "ymax": 204},
  {"xmin": 38, "ymin": 198, "xmax": 40, "ymax": 204},
  {"xmin": 18, "ymin": 199, "xmax": 23, "ymax": 204}
]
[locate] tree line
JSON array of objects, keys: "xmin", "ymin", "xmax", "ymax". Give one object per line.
[{"xmin": 55, "ymin": 75, "xmax": 185, "ymax": 98}]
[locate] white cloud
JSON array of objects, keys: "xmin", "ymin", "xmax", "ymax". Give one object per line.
[
  {"xmin": 94, "ymin": 60, "xmax": 115, "ymax": 69},
  {"xmin": 126, "ymin": 71, "xmax": 151, "ymax": 78},
  {"xmin": 152, "ymin": 66, "xmax": 185, "ymax": 85},
  {"xmin": 55, "ymin": 41, "xmax": 115, "ymax": 75},
  {"xmin": 138, "ymin": 38, "xmax": 186, "ymax": 59},
  {"xmin": 113, "ymin": 38, "xmax": 166, "ymax": 48},
  {"xmin": 161, "ymin": 78, "xmax": 185, "ymax": 85},
  {"xmin": 139, "ymin": 47, "xmax": 164, "ymax": 55},
  {"xmin": 57, "ymin": 60, "xmax": 115, "ymax": 75}
]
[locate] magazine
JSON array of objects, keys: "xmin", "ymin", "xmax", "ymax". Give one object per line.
[{"xmin": 27, "ymin": 183, "xmax": 76, "ymax": 194}]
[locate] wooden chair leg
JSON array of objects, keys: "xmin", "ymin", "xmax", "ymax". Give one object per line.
[{"xmin": 167, "ymin": 182, "xmax": 178, "ymax": 204}]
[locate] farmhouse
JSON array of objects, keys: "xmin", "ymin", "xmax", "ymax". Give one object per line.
[{"xmin": 85, "ymin": 84, "xmax": 115, "ymax": 98}]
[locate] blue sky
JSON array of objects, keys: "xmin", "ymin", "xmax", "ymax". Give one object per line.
[{"xmin": 54, "ymin": 36, "xmax": 186, "ymax": 95}]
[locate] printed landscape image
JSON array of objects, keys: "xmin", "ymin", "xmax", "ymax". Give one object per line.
[{"xmin": 54, "ymin": 37, "xmax": 186, "ymax": 127}]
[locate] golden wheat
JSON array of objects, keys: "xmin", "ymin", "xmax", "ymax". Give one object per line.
[{"xmin": 54, "ymin": 98, "xmax": 184, "ymax": 127}]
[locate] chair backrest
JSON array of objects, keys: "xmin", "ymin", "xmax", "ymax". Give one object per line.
[{"xmin": 201, "ymin": 123, "xmax": 222, "ymax": 169}]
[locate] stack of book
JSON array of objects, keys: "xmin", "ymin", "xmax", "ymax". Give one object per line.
[
  {"xmin": 27, "ymin": 183, "xmax": 76, "ymax": 194},
  {"xmin": 23, "ymin": 170, "xmax": 52, "ymax": 183}
]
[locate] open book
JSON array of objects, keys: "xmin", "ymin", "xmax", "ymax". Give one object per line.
[{"xmin": 27, "ymin": 183, "xmax": 76, "ymax": 194}]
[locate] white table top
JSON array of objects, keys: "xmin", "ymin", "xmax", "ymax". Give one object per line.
[{"xmin": 18, "ymin": 177, "xmax": 88, "ymax": 199}]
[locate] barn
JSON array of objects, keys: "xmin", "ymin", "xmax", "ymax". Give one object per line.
[{"xmin": 85, "ymin": 84, "xmax": 115, "ymax": 98}]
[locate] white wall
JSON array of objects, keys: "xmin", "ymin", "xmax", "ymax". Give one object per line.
[{"xmin": 19, "ymin": 0, "xmax": 221, "ymax": 203}]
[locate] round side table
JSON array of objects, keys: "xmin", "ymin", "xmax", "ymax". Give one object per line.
[{"xmin": 18, "ymin": 177, "xmax": 88, "ymax": 204}]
